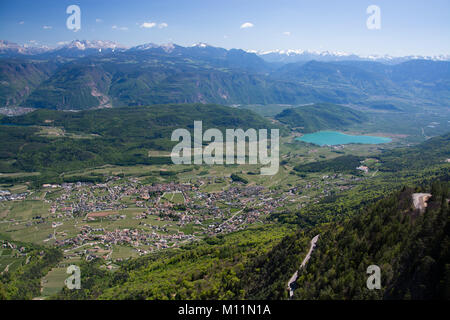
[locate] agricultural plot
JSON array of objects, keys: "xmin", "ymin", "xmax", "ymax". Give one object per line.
[
  {"xmin": 0, "ymin": 249, "xmax": 25, "ymax": 273},
  {"xmin": 41, "ymin": 267, "xmax": 67, "ymax": 297},
  {"xmin": 1, "ymin": 200, "xmax": 51, "ymax": 220},
  {"xmin": 110, "ymin": 245, "xmax": 139, "ymax": 260},
  {"xmin": 160, "ymin": 192, "xmax": 185, "ymax": 204}
]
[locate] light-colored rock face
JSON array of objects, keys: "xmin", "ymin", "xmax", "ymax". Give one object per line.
[{"xmin": 412, "ymin": 193, "xmax": 432, "ymax": 212}]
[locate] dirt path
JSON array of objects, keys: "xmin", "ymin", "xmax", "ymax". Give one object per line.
[
  {"xmin": 2, "ymin": 262, "xmax": 12, "ymax": 274},
  {"xmin": 287, "ymin": 234, "xmax": 319, "ymax": 299}
]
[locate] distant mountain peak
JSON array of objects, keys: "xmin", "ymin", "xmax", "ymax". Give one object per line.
[
  {"xmin": 160, "ymin": 43, "xmax": 176, "ymax": 52},
  {"xmin": 191, "ymin": 42, "xmax": 211, "ymax": 48},
  {"xmin": 131, "ymin": 42, "xmax": 177, "ymax": 53},
  {"xmin": 132, "ymin": 42, "xmax": 161, "ymax": 50},
  {"xmin": 57, "ymin": 40, "xmax": 127, "ymax": 50},
  {"xmin": 0, "ymin": 40, "xmax": 50, "ymax": 55}
]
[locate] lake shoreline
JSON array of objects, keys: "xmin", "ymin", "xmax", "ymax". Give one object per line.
[{"xmin": 296, "ymin": 130, "xmax": 392, "ymax": 146}]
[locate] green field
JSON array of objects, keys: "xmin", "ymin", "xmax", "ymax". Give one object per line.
[
  {"xmin": 160, "ymin": 192, "xmax": 185, "ymax": 204},
  {"xmin": 110, "ymin": 245, "xmax": 139, "ymax": 260},
  {"xmin": 41, "ymin": 267, "xmax": 67, "ymax": 297},
  {"xmin": 0, "ymin": 200, "xmax": 51, "ymax": 220}
]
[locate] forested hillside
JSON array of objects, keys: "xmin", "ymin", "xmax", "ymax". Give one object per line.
[
  {"xmin": 237, "ymin": 180, "xmax": 450, "ymax": 299},
  {"xmin": 0, "ymin": 104, "xmax": 280, "ymax": 177},
  {"xmin": 0, "ymin": 241, "xmax": 62, "ymax": 299},
  {"xmin": 292, "ymin": 181, "xmax": 449, "ymax": 299},
  {"xmin": 1, "ymin": 44, "xmax": 450, "ymax": 109},
  {"xmin": 23, "ymin": 62, "xmax": 112, "ymax": 110},
  {"xmin": 377, "ymin": 132, "xmax": 450, "ymax": 172},
  {"xmin": 274, "ymin": 103, "xmax": 367, "ymax": 133},
  {"xmin": 0, "ymin": 59, "xmax": 57, "ymax": 107}
]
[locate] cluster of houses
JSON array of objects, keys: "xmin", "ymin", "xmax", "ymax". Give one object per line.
[
  {"xmin": 44, "ymin": 177, "xmax": 291, "ymax": 258},
  {"xmin": 0, "ymin": 169, "xmax": 369, "ymax": 263},
  {"xmin": 356, "ymin": 165, "xmax": 369, "ymax": 173},
  {"xmin": 0, "ymin": 190, "xmax": 27, "ymax": 201},
  {"xmin": 55, "ymin": 223, "xmax": 195, "ymax": 258},
  {"xmin": 1, "ymin": 240, "xmax": 26, "ymax": 254},
  {"xmin": 48, "ymin": 182, "xmax": 134, "ymax": 217}
]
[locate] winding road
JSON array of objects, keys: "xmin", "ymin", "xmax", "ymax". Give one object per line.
[{"xmin": 287, "ymin": 234, "xmax": 319, "ymax": 299}]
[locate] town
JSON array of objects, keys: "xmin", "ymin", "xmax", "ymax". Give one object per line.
[{"xmin": 0, "ymin": 166, "xmax": 364, "ymax": 266}]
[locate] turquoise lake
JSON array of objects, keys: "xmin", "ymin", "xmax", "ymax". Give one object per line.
[{"xmin": 296, "ymin": 131, "xmax": 392, "ymax": 146}]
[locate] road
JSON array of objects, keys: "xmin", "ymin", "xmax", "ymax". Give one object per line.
[
  {"xmin": 287, "ymin": 234, "xmax": 319, "ymax": 299},
  {"xmin": 63, "ymin": 241, "xmax": 100, "ymax": 253}
]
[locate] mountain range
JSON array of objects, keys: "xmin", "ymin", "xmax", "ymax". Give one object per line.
[
  {"xmin": 1, "ymin": 40, "xmax": 450, "ymax": 110},
  {"xmin": 2, "ymin": 40, "xmax": 449, "ymax": 63}
]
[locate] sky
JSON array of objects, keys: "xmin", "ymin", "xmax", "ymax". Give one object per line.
[{"xmin": 0, "ymin": 0, "xmax": 449, "ymax": 56}]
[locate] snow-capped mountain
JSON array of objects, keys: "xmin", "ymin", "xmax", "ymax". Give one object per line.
[
  {"xmin": 56, "ymin": 40, "xmax": 127, "ymax": 51},
  {"xmin": 190, "ymin": 42, "xmax": 210, "ymax": 48},
  {"xmin": 130, "ymin": 42, "xmax": 178, "ymax": 53},
  {"xmin": 0, "ymin": 40, "xmax": 50, "ymax": 56},
  {"xmin": 253, "ymin": 49, "xmax": 450, "ymax": 64},
  {"xmin": 1, "ymin": 39, "xmax": 449, "ymax": 64},
  {"xmin": 47, "ymin": 40, "xmax": 128, "ymax": 57},
  {"xmin": 0, "ymin": 40, "xmax": 128, "ymax": 57}
]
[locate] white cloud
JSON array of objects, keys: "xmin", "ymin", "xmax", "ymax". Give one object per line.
[
  {"xmin": 57, "ymin": 41, "xmax": 69, "ymax": 46},
  {"xmin": 139, "ymin": 21, "xmax": 167, "ymax": 29},
  {"xmin": 283, "ymin": 31, "xmax": 291, "ymax": 36},
  {"xmin": 140, "ymin": 22, "xmax": 157, "ymax": 29},
  {"xmin": 42, "ymin": 25, "xmax": 52, "ymax": 30},
  {"xmin": 19, "ymin": 21, "xmax": 24, "ymax": 25},
  {"xmin": 112, "ymin": 25, "xmax": 128, "ymax": 31},
  {"xmin": 96, "ymin": 18, "xmax": 103, "ymax": 23},
  {"xmin": 240, "ymin": 22, "xmax": 254, "ymax": 29}
]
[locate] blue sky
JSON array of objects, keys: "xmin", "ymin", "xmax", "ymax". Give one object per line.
[{"xmin": 0, "ymin": 0, "xmax": 449, "ymax": 56}]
